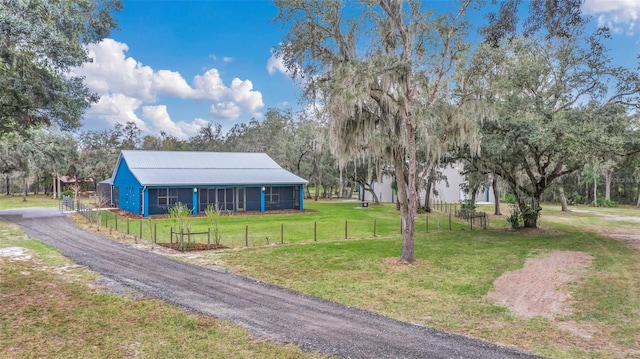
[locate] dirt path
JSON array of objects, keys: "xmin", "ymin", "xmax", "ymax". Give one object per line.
[
  {"xmin": 486, "ymin": 251, "xmax": 593, "ymax": 319},
  {"xmin": 0, "ymin": 208, "xmax": 542, "ymax": 359}
]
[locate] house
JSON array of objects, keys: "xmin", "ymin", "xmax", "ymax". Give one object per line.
[
  {"xmin": 110, "ymin": 150, "xmax": 308, "ymax": 217},
  {"xmin": 362, "ymin": 163, "xmax": 495, "ymax": 205},
  {"xmin": 59, "ymin": 175, "xmax": 95, "ymax": 192}
]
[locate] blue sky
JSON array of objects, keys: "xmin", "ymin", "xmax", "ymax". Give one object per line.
[{"xmin": 72, "ymin": 0, "xmax": 640, "ymax": 139}]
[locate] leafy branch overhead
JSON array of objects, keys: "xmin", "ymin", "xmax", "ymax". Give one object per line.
[{"xmin": 0, "ymin": 0, "xmax": 122, "ymax": 137}]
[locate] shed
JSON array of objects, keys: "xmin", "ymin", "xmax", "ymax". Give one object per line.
[
  {"xmin": 110, "ymin": 150, "xmax": 308, "ymax": 217},
  {"xmin": 97, "ymin": 177, "xmax": 113, "ymax": 206}
]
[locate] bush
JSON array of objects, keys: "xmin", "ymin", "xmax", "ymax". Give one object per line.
[
  {"xmin": 596, "ymin": 197, "xmax": 617, "ymax": 207},
  {"xmin": 506, "ymin": 207, "xmax": 521, "ymax": 229},
  {"xmin": 62, "ymin": 190, "xmax": 74, "ymax": 197},
  {"xmin": 504, "ymin": 193, "xmax": 516, "ymax": 204},
  {"xmin": 567, "ymin": 192, "xmax": 585, "ymax": 205},
  {"xmin": 460, "ymin": 200, "xmax": 476, "ymax": 210}
]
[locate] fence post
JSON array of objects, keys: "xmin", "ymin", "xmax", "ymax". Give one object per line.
[
  {"xmin": 115, "ymin": 214, "xmax": 118, "ymax": 231},
  {"xmin": 344, "ymin": 220, "xmax": 348, "ymax": 239},
  {"xmin": 280, "ymin": 223, "xmax": 284, "ymax": 244},
  {"xmin": 314, "ymin": 221, "xmax": 317, "ymax": 242},
  {"xmin": 470, "ymin": 211, "xmax": 473, "ymax": 230},
  {"xmin": 449, "ymin": 213, "xmax": 452, "ymax": 231},
  {"xmin": 154, "ymin": 223, "xmax": 157, "ymax": 244},
  {"xmin": 373, "ymin": 218, "xmax": 377, "ymax": 237},
  {"xmin": 170, "ymin": 226, "xmax": 173, "ymax": 245},
  {"xmin": 180, "ymin": 229, "xmax": 184, "ymax": 252},
  {"xmin": 126, "ymin": 217, "xmax": 130, "ymax": 235},
  {"xmin": 426, "ymin": 215, "xmax": 428, "ymax": 233},
  {"xmin": 207, "ymin": 227, "xmax": 211, "ymax": 250},
  {"xmin": 245, "ymin": 225, "xmax": 248, "ymax": 247},
  {"xmin": 139, "ymin": 221, "xmax": 142, "ymax": 240}
]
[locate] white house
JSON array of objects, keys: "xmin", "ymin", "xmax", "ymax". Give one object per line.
[{"xmin": 362, "ymin": 163, "xmax": 496, "ymax": 205}]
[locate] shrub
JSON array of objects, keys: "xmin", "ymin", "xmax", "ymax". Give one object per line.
[
  {"xmin": 504, "ymin": 193, "xmax": 516, "ymax": 204},
  {"xmin": 62, "ymin": 190, "xmax": 74, "ymax": 197},
  {"xmin": 596, "ymin": 197, "xmax": 617, "ymax": 207},
  {"xmin": 506, "ymin": 207, "xmax": 522, "ymax": 229},
  {"xmin": 567, "ymin": 192, "xmax": 586, "ymax": 205}
]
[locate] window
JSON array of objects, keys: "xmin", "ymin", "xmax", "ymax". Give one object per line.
[
  {"xmin": 266, "ymin": 187, "xmax": 279, "ymax": 204},
  {"xmin": 158, "ymin": 188, "xmax": 178, "ymax": 206}
]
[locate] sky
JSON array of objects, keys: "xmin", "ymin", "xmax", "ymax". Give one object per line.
[{"xmin": 71, "ymin": 0, "xmax": 640, "ymax": 140}]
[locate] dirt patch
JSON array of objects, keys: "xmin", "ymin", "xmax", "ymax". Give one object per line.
[
  {"xmin": 384, "ymin": 257, "xmax": 429, "ymax": 269},
  {"xmin": 486, "ymin": 251, "xmax": 593, "ymax": 319},
  {"xmin": 0, "ymin": 247, "xmax": 32, "ymax": 261}
]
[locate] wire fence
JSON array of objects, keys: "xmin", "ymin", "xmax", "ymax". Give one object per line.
[{"xmin": 64, "ymin": 199, "xmax": 488, "ymax": 251}]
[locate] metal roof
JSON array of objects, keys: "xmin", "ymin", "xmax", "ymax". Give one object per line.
[{"xmin": 115, "ymin": 150, "xmax": 307, "ymax": 187}]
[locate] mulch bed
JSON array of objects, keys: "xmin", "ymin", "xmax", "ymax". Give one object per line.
[{"xmin": 156, "ymin": 242, "xmax": 229, "ymax": 251}]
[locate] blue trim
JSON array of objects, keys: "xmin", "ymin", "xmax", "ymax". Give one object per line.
[
  {"xmin": 299, "ymin": 184, "xmax": 304, "ymax": 211},
  {"xmin": 143, "ymin": 187, "xmax": 149, "ymax": 218},
  {"xmin": 260, "ymin": 187, "xmax": 265, "ymax": 213},
  {"xmin": 192, "ymin": 188, "xmax": 198, "ymax": 215}
]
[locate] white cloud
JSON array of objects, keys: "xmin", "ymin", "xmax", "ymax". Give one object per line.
[
  {"xmin": 582, "ymin": 0, "xmax": 640, "ymax": 34},
  {"xmin": 209, "ymin": 102, "xmax": 241, "ymax": 119},
  {"xmin": 141, "ymin": 105, "xmax": 188, "ymax": 139},
  {"xmin": 73, "ymin": 38, "xmax": 266, "ymax": 138},
  {"xmin": 267, "ymin": 51, "xmax": 289, "ymax": 76},
  {"xmin": 83, "ymin": 93, "xmax": 147, "ymax": 130}
]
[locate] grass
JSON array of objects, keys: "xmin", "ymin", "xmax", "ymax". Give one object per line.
[
  {"xmin": 88, "ymin": 201, "xmax": 470, "ymax": 248},
  {"xmin": 0, "ymin": 194, "xmax": 60, "ymax": 210},
  {"xmin": 5, "ymin": 196, "xmax": 640, "ymax": 358},
  {"xmin": 185, "ymin": 202, "xmax": 638, "ymax": 359},
  {"xmin": 0, "ymin": 219, "xmax": 326, "ymax": 359}
]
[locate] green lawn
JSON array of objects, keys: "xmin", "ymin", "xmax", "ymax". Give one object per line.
[
  {"xmin": 189, "ymin": 202, "xmax": 639, "ymax": 359},
  {"xmin": 0, "ymin": 194, "xmax": 60, "ymax": 210},
  {"xmin": 4, "ymin": 197, "xmax": 640, "ymax": 358},
  {"xmin": 90, "ymin": 201, "xmax": 471, "ymax": 248}
]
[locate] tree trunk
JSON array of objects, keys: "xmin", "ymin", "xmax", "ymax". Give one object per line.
[
  {"xmin": 521, "ymin": 196, "xmax": 541, "ymax": 228},
  {"xmin": 593, "ymin": 176, "xmax": 597, "ymax": 207},
  {"xmin": 22, "ymin": 177, "xmax": 27, "ymax": 202},
  {"xmin": 604, "ymin": 168, "xmax": 613, "ymax": 201},
  {"xmin": 423, "ymin": 179, "xmax": 433, "ymax": 212},
  {"xmin": 362, "ymin": 184, "xmax": 380, "ymax": 204},
  {"xmin": 5, "ymin": 175, "xmax": 9, "ymax": 195},
  {"xmin": 559, "ymin": 186, "xmax": 569, "ymax": 212},
  {"xmin": 492, "ymin": 175, "xmax": 501, "ymax": 215}
]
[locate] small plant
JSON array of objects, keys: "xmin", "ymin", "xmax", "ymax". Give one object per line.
[
  {"xmin": 169, "ymin": 202, "xmax": 192, "ymax": 251},
  {"xmin": 204, "ymin": 204, "xmax": 223, "ymax": 247},
  {"xmin": 62, "ymin": 190, "xmax": 74, "ymax": 197},
  {"xmin": 506, "ymin": 207, "xmax": 522, "ymax": 229}
]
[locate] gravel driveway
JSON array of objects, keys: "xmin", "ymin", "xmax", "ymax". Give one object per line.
[{"xmin": 1, "ymin": 208, "xmax": 543, "ymax": 359}]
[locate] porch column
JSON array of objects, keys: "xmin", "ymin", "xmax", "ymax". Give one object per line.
[
  {"xmin": 143, "ymin": 187, "xmax": 149, "ymax": 218},
  {"xmin": 192, "ymin": 188, "xmax": 198, "ymax": 215},
  {"xmin": 299, "ymin": 184, "xmax": 304, "ymax": 211},
  {"xmin": 260, "ymin": 186, "xmax": 265, "ymax": 213}
]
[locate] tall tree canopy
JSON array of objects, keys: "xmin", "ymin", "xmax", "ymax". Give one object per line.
[
  {"xmin": 0, "ymin": 0, "xmax": 122, "ymax": 137},
  {"xmin": 463, "ymin": 1, "xmax": 640, "ymax": 228},
  {"xmin": 275, "ymin": 0, "xmax": 481, "ymax": 262}
]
